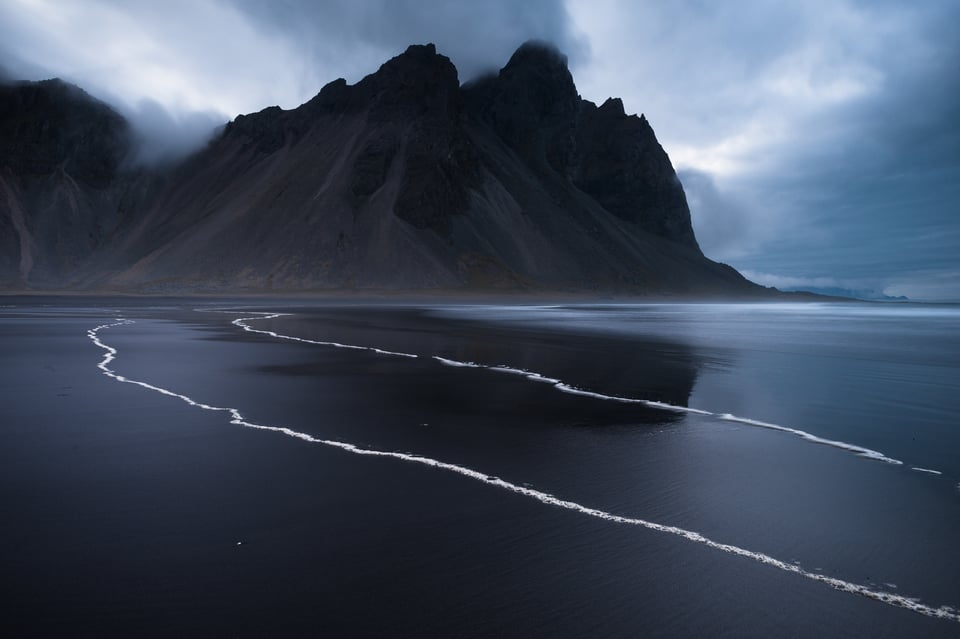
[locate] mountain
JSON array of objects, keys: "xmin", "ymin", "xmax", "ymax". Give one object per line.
[
  {"xmin": 0, "ymin": 42, "xmax": 762, "ymax": 295},
  {"xmin": 778, "ymin": 286, "xmax": 908, "ymax": 301},
  {"xmin": 0, "ymin": 79, "xmax": 133, "ymax": 288}
]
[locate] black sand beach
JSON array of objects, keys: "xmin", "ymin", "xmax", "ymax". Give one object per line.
[{"xmin": 1, "ymin": 299, "xmax": 958, "ymax": 637}]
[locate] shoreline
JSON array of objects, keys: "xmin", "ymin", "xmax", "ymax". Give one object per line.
[{"xmin": 0, "ymin": 287, "xmax": 850, "ymax": 304}]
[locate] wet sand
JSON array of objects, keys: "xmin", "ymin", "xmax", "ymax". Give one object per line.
[{"xmin": 1, "ymin": 299, "xmax": 957, "ymax": 637}]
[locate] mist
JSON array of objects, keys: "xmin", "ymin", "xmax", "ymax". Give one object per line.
[
  {"xmin": 117, "ymin": 98, "xmax": 225, "ymax": 166},
  {"xmin": 679, "ymin": 169, "xmax": 769, "ymax": 261}
]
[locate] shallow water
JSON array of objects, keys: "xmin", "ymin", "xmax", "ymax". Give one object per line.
[{"xmin": 1, "ymin": 298, "xmax": 958, "ymax": 637}]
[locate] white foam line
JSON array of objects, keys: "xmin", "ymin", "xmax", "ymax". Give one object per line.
[
  {"xmin": 433, "ymin": 356, "xmax": 712, "ymax": 415},
  {"xmin": 717, "ymin": 414, "xmax": 904, "ymax": 465},
  {"xmin": 230, "ymin": 313, "xmax": 417, "ymax": 358},
  {"xmin": 224, "ymin": 318, "xmax": 699, "ymax": 420},
  {"xmin": 89, "ymin": 317, "xmax": 960, "ymax": 625},
  {"xmin": 911, "ymin": 467, "xmax": 943, "ymax": 475},
  {"xmin": 433, "ymin": 356, "xmax": 483, "ymax": 368},
  {"xmin": 228, "ymin": 313, "xmax": 914, "ymax": 470},
  {"xmin": 429, "ymin": 355, "xmax": 903, "ymax": 466},
  {"xmin": 489, "ymin": 365, "xmax": 562, "ymax": 384}
]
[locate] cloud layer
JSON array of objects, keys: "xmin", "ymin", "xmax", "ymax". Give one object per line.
[
  {"xmin": 0, "ymin": 0, "xmax": 583, "ymax": 162},
  {"xmin": 568, "ymin": 0, "xmax": 959, "ymax": 299}
]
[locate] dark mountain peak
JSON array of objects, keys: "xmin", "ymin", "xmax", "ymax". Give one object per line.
[
  {"xmin": 318, "ymin": 44, "xmax": 474, "ymax": 233},
  {"xmin": 599, "ymin": 97, "xmax": 625, "ymax": 116},
  {"xmin": 229, "ymin": 44, "xmax": 462, "ymax": 154},
  {"xmin": 37, "ymin": 77, "xmax": 69, "ymax": 88},
  {"xmin": 315, "ymin": 78, "xmax": 349, "ymax": 106},
  {"xmin": 503, "ymin": 40, "xmax": 570, "ymax": 74},
  {"xmin": 594, "ymin": 99, "xmax": 652, "ymax": 131},
  {"xmin": 465, "ymin": 40, "xmax": 580, "ymax": 173},
  {"xmin": 3, "ymin": 77, "xmax": 113, "ymax": 115},
  {"xmin": 395, "ymin": 42, "xmax": 438, "ymax": 62},
  {"xmin": 297, "ymin": 77, "xmax": 352, "ymax": 120},
  {"xmin": 357, "ymin": 43, "xmax": 460, "ymax": 120},
  {"xmin": 497, "ymin": 40, "xmax": 578, "ymax": 110},
  {"xmin": 224, "ymin": 105, "xmax": 287, "ymax": 153},
  {"xmin": 23, "ymin": 76, "xmax": 75, "ymax": 94},
  {"xmin": 374, "ymin": 43, "xmax": 452, "ymax": 81}
]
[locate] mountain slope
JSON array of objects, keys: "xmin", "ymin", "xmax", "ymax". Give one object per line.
[
  {"xmin": 0, "ymin": 79, "xmax": 139, "ymax": 288},
  {"xmin": 0, "ymin": 42, "xmax": 760, "ymax": 295}
]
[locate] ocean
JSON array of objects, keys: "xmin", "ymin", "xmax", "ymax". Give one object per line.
[{"xmin": 1, "ymin": 298, "xmax": 958, "ymax": 636}]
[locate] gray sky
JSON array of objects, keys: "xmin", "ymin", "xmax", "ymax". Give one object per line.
[{"xmin": 2, "ymin": 0, "xmax": 957, "ymax": 299}]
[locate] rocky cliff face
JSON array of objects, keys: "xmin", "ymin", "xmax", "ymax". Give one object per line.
[
  {"xmin": 572, "ymin": 98, "xmax": 698, "ymax": 248},
  {"xmin": 464, "ymin": 42, "xmax": 581, "ymax": 175},
  {"xmin": 0, "ymin": 79, "xmax": 140, "ymax": 287},
  {"xmin": 0, "ymin": 42, "xmax": 759, "ymax": 295},
  {"xmin": 0, "ymin": 79, "xmax": 129, "ymax": 187}
]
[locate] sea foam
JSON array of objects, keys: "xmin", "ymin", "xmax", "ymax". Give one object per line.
[
  {"xmin": 428, "ymin": 356, "xmax": 902, "ymax": 465},
  {"xmin": 88, "ymin": 316, "xmax": 960, "ymax": 624},
  {"xmin": 228, "ymin": 313, "xmax": 918, "ymax": 469},
  {"xmin": 230, "ymin": 312, "xmax": 418, "ymax": 358}
]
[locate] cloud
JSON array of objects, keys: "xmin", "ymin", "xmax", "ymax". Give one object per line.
[
  {"xmin": 569, "ymin": 0, "xmax": 960, "ymax": 299},
  {"xmin": 567, "ymin": 0, "xmax": 935, "ymax": 179},
  {"xmin": 118, "ymin": 98, "xmax": 225, "ymax": 166},
  {"xmin": 678, "ymin": 168, "xmax": 769, "ymax": 261},
  {"xmin": 0, "ymin": 0, "xmax": 583, "ymax": 115},
  {"xmin": 0, "ymin": 0, "xmax": 583, "ymax": 163},
  {"xmin": 742, "ymin": 266, "xmax": 960, "ymax": 303},
  {"xmin": 740, "ymin": 271, "xmax": 855, "ymax": 291},
  {"xmin": 228, "ymin": 0, "xmax": 588, "ymax": 84},
  {"xmin": 883, "ymin": 270, "xmax": 960, "ymax": 302}
]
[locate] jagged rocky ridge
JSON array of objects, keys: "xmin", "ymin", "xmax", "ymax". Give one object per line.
[{"xmin": 0, "ymin": 42, "xmax": 759, "ymax": 294}]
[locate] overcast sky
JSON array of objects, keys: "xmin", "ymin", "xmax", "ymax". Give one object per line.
[{"xmin": 2, "ymin": 0, "xmax": 957, "ymax": 299}]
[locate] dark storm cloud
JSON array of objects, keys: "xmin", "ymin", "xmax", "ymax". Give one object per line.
[
  {"xmin": 677, "ymin": 169, "xmax": 768, "ymax": 260},
  {"xmin": 228, "ymin": 0, "xmax": 587, "ymax": 83},
  {"xmin": 728, "ymin": 4, "xmax": 960, "ymax": 299},
  {"xmin": 571, "ymin": 0, "xmax": 960, "ymax": 299}
]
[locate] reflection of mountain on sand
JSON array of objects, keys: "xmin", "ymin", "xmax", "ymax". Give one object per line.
[{"xmin": 251, "ymin": 306, "xmax": 709, "ymax": 416}]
